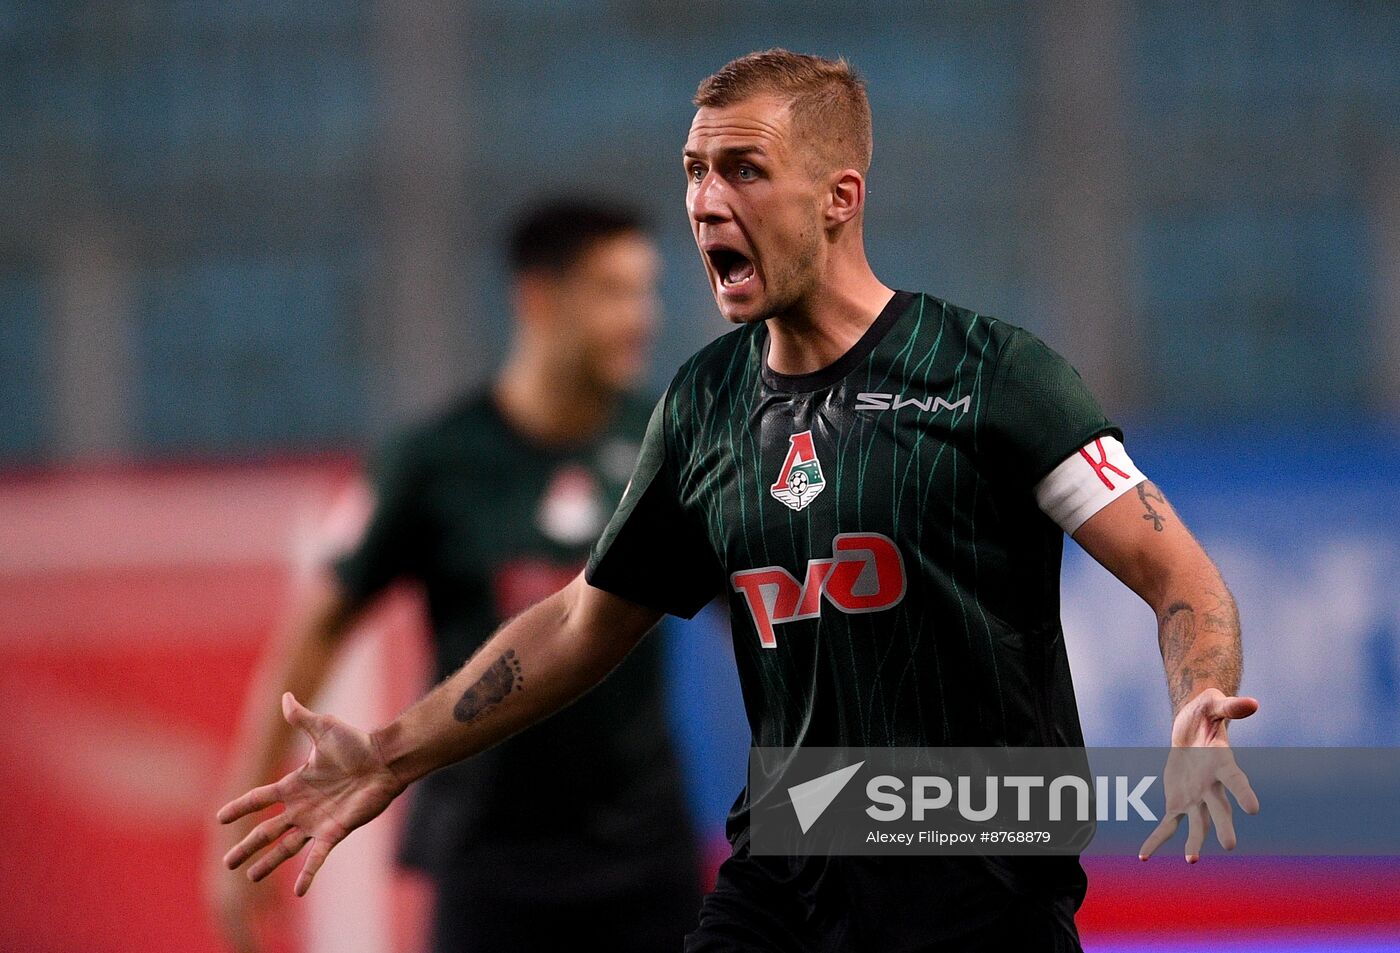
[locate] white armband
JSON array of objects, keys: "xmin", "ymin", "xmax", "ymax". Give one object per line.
[{"xmin": 1033, "ymin": 435, "xmax": 1146, "ymax": 534}]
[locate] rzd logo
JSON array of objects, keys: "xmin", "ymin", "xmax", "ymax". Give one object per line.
[{"xmin": 731, "ymin": 533, "xmax": 906, "ymax": 648}]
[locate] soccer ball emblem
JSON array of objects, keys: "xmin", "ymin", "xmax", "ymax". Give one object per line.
[{"xmin": 788, "ymin": 469, "xmax": 809, "ymax": 497}]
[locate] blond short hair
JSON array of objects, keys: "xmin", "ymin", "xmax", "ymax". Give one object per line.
[{"xmin": 694, "ymin": 49, "xmax": 873, "ymax": 174}]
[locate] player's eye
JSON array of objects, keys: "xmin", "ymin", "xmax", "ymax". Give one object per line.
[
  {"xmin": 688, "ymin": 164, "xmax": 705, "ymax": 183},
  {"xmin": 737, "ymin": 165, "xmax": 757, "ymax": 181}
]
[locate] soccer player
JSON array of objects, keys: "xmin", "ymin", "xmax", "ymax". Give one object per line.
[
  {"xmin": 218, "ymin": 52, "xmax": 1260, "ymax": 951},
  {"xmin": 208, "ymin": 201, "xmax": 700, "ymax": 953}
]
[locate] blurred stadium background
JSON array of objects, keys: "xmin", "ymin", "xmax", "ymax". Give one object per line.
[{"xmin": 3, "ymin": 2, "xmax": 1399, "ymax": 952}]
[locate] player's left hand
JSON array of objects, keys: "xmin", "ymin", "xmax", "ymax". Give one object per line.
[{"xmin": 1138, "ymin": 688, "xmax": 1260, "ymax": 863}]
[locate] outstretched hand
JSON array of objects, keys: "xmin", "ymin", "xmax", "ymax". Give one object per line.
[
  {"xmin": 1139, "ymin": 688, "xmax": 1260, "ymax": 863},
  {"xmin": 217, "ymin": 693, "xmax": 405, "ymax": 896}
]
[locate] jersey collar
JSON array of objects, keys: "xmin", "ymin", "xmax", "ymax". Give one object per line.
[{"xmin": 759, "ymin": 290, "xmax": 918, "ymax": 394}]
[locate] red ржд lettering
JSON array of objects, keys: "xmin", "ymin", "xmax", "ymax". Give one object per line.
[{"xmin": 730, "ymin": 533, "xmax": 905, "ymax": 648}]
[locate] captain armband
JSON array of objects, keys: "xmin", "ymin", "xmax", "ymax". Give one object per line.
[{"xmin": 1033, "ymin": 435, "xmax": 1146, "ymax": 534}]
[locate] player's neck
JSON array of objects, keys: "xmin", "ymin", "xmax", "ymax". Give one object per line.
[
  {"xmin": 765, "ymin": 262, "xmax": 894, "ymax": 377},
  {"xmin": 493, "ymin": 354, "xmax": 614, "ymax": 449}
]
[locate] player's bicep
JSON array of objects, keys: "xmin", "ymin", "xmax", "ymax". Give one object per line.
[
  {"xmin": 564, "ymin": 570, "xmax": 664, "ymax": 658},
  {"xmin": 1071, "ymin": 480, "xmax": 1206, "ymax": 610}
]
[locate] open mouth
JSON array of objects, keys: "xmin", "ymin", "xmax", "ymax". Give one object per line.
[{"xmin": 708, "ymin": 248, "xmax": 756, "ymax": 289}]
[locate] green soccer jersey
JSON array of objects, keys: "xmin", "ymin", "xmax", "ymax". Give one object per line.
[{"xmin": 587, "ymin": 291, "xmax": 1120, "ymax": 840}]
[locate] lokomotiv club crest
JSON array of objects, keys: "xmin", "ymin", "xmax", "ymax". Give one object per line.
[{"xmin": 770, "ymin": 430, "xmax": 827, "ymax": 511}]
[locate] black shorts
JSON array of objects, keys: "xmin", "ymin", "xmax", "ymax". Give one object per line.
[
  {"xmin": 685, "ymin": 847, "xmax": 1084, "ymax": 953},
  {"xmin": 426, "ymin": 851, "xmax": 701, "ymax": 953}
]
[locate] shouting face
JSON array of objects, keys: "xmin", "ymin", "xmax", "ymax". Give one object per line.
[{"xmin": 684, "ymin": 94, "xmax": 828, "ymax": 325}]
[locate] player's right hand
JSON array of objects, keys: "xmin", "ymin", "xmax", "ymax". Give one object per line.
[{"xmin": 217, "ymin": 692, "xmax": 405, "ymax": 897}]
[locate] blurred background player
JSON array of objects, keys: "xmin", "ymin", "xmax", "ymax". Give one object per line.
[{"xmin": 208, "ymin": 200, "xmax": 701, "ymax": 953}]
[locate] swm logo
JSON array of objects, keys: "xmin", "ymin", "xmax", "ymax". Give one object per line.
[{"xmin": 854, "ymin": 392, "xmax": 970, "ymax": 414}]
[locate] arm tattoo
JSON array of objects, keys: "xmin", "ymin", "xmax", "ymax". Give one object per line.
[
  {"xmin": 1159, "ymin": 600, "xmax": 1198, "ymax": 707},
  {"xmin": 453, "ymin": 649, "xmax": 524, "ymax": 723},
  {"xmin": 1157, "ymin": 593, "xmax": 1242, "ymax": 711},
  {"xmin": 1137, "ymin": 481, "xmax": 1167, "ymax": 531}
]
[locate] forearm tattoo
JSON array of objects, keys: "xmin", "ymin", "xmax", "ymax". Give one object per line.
[
  {"xmin": 453, "ymin": 649, "xmax": 524, "ymax": 723},
  {"xmin": 1137, "ymin": 481, "xmax": 1167, "ymax": 531},
  {"xmin": 1158, "ymin": 593, "xmax": 1242, "ymax": 711}
]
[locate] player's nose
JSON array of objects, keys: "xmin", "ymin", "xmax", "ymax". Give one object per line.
[{"xmin": 689, "ymin": 172, "xmax": 732, "ymax": 225}]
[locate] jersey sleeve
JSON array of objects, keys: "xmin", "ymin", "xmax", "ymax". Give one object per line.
[
  {"xmin": 980, "ymin": 327, "xmax": 1123, "ymax": 492},
  {"xmin": 332, "ymin": 432, "xmax": 429, "ymax": 603},
  {"xmin": 585, "ymin": 391, "xmax": 722, "ymax": 618}
]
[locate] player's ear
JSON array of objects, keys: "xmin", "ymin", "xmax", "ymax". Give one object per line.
[{"xmin": 825, "ymin": 169, "xmax": 865, "ymax": 228}]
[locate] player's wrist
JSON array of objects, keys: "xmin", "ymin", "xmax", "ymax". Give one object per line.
[{"xmin": 368, "ymin": 721, "xmax": 416, "ymax": 791}]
